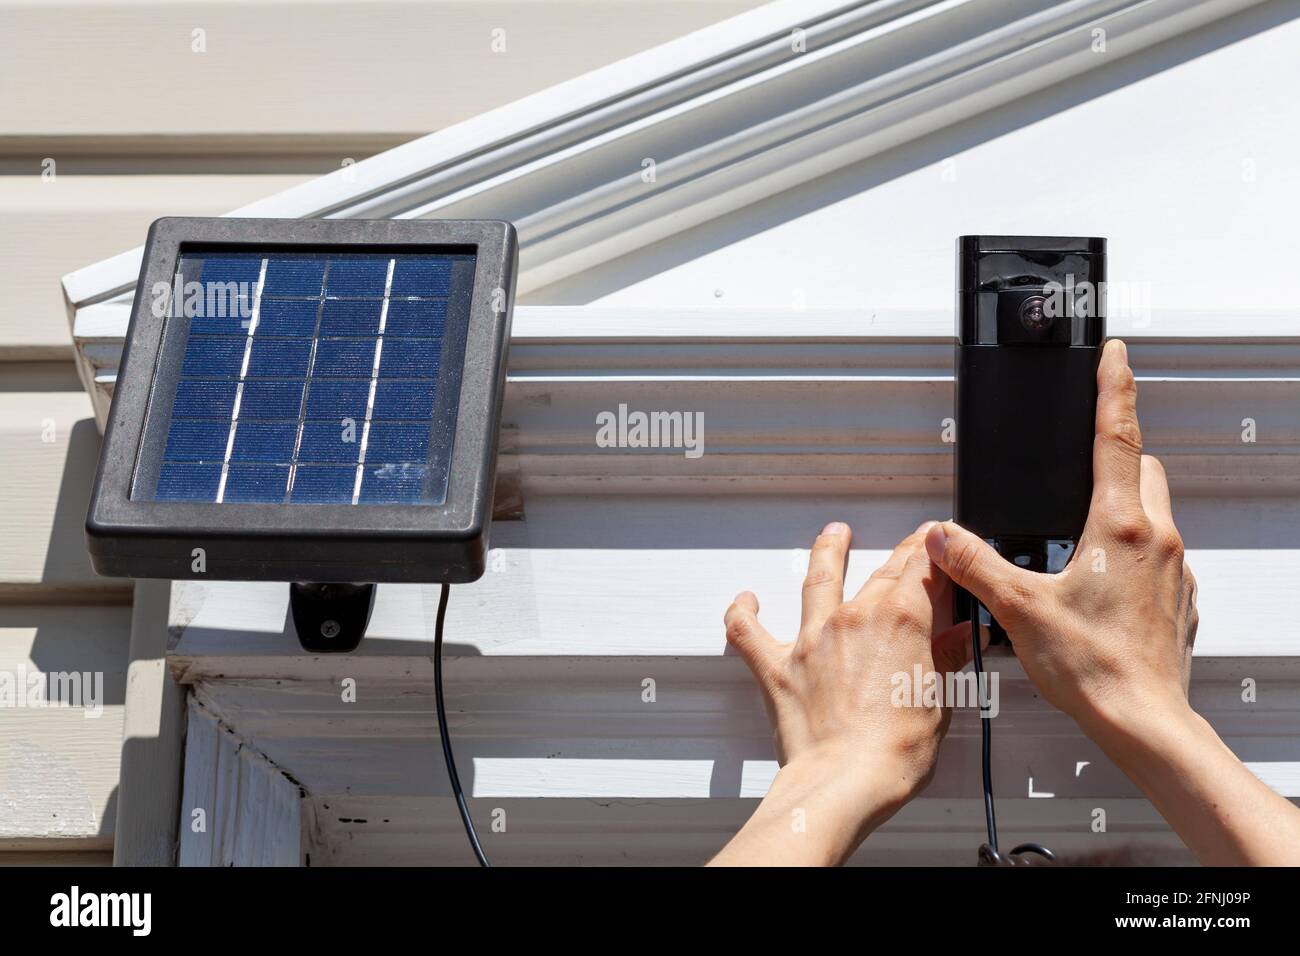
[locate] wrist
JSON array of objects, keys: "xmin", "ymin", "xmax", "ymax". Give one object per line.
[
  {"xmin": 1078, "ymin": 688, "xmax": 1203, "ymax": 770},
  {"xmin": 774, "ymin": 747, "xmax": 915, "ymax": 851}
]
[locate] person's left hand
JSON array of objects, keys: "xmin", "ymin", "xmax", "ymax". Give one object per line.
[{"xmin": 722, "ymin": 520, "xmax": 972, "ymax": 857}]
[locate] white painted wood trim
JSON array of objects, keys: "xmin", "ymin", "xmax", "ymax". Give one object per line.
[
  {"xmin": 176, "ymin": 694, "xmax": 303, "ymax": 866},
  {"xmin": 184, "ymin": 656, "xmax": 1299, "ymax": 865},
  {"xmin": 112, "ymin": 580, "xmax": 185, "ymax": 866},
  {"xmin": 60, "ymin": 0, "xmax": 1268, "ymax": 308},
  {"xmin": 70, "ymin": 302, "xmax": 1300, "ymax": 496}
]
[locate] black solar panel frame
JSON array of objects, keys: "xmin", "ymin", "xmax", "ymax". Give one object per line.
[{"xmin": 87, "ymin": 217, "xmax": 517, "ymax": 583}]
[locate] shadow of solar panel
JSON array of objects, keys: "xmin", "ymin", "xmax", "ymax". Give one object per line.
[{"xmin": 146, "ymin": 249, "xmax": 472, "ymax": 507}]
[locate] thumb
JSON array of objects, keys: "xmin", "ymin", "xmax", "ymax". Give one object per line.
[
  {"xmin": 924, "ymin": 521, "xmax": 1041, "ymax": 630},
  {"xmin": 931, "ymin": 620, "xmax": 981, "ymax": 678}
]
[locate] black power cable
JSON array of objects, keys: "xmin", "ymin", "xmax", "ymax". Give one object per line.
[
  {"xmin": 971, "ymin": 609, "xmax": 999, "ymax": 853},
  {"xmin": 971, "ymin": 600, "xmax": 1056, "ymax": 867},
  {"xmin": 433, "ymin": 582, "xmax": 491, "ymax": 867}
]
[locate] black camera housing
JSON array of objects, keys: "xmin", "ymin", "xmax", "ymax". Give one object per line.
[{"xmin": 953, "ymin": 236, "xmax": 1106, "ymax": 640}]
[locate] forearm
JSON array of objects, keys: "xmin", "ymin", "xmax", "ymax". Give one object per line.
[
  {"xmin": 708, "ymin": 756, "xmax": 903, "ymax": 867},
  {"xmin": 1089, "ymin": 699, "xmax": 1300, "ymax": 866}
]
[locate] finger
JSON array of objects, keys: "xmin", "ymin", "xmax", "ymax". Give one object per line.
[
  {"xmin": 1139, "ymin": 454, "xmax": 1175, "ymax": 529},
  {"xmin": 924, "ymin": 521, "xmax": 1042, "ymax": 630},
  {"xmin": 724, "ymin": 591, "xmax": 783, "ymax": 688},
  {"xmin": 852, "ymin": 521, "xmax": 940, "ymax": 607},
  {"xmin": 1093, "ymin": 339, "xmax": 1144, "ymax": 515},
  {"xmin": 931, "ymin": 620, "xmax": 979, "ymax": 678},
  {"xmin": 801, "ymin": 522, "xmax": 851, "ymax": 636}
]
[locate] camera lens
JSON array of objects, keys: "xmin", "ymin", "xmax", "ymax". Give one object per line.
[{"xmin": 1019, "ymin": 295, "xmax": 1052, "ymax": 333}]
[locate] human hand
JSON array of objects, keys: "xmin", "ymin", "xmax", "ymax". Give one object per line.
[
  {"xmin": 714, "ymin": 522, "xmax": 971, "ymax": 864},
  {"xmin": 924, "ymin": 339, "xmax": 1198, "ymax": 743}
]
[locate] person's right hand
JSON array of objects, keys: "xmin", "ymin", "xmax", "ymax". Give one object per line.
[{"xmin": 923, "ymin": 339, "xmax": 1199, "ymax": 739}]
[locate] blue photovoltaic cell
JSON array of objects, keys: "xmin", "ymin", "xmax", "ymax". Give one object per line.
[
  {"xmin": 163, "ymin": 421, "xmax": 229, "ymax": 461},
  {"xmin": 289, "ymin": 465, "xmax": 357, "ymax": 503},
  {"xmin": 262, "ymin": 258, "xmax": 326, "ymax": 296},
  {"xmin": 256, "ymin": 299, "xmax": 319, "ymax": 336},
  {"xmin": 145, "ymin": 250, "xmax": 471, "ymax": 506},
  {"xmin": 359, "ymin": 463, "xmax": 430, "ymax": 503},
  {"xmin": 181, "ymin": 336, "xmax": 245, "ymax": 377},
  {"xmin": 386, "ymin": 299, "xmax": 447, "ymax": 336},
  {"xmin": 173, "ymin": 381, "xmax": 237, "ymax": 419},
  {"xmin": 391, "ymin": 258, "xmax": 453, "ymax": 297},
  {"xmin": 156, "ymin": 462, "xmax": 221, "ymax": 501},
  {"xmin": 374, "ymin": 381, "xmax": 435, "ymax": 420},
  {"xmin": 237, "ymin": 381, "xmax": 306, "ymax": 420},
  {"xmin": 223, "ymin": 463, "xmax": 291, "ymax": 503},
  {"xmin": 319, "ymin": 299, "xmax": 385, "ymax": 336},
  {"xmin": 304, "ymin": 380, "xmax": 370, "ymax": 420}
]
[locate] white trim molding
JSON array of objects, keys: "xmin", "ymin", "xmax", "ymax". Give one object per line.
[
  {"xmin": 176, "ymin": 656, "xmax": 1300, "ymax": 865},
  {"xmin": 67, "ymin": 303, "xmax": 1300, "ymax": 496},
  {"xmin": 63, "ymin": 0, "xmax": 1271, "ymax": 310},
  {"xmin": 177, "ymin": 693, "xmax": 305, "ymax": 867}
]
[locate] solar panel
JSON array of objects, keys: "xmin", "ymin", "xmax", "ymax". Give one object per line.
[
  {"xmin": 87, "ymin": 217, "xmax": 515, "ymax": 587},
  {"xmin": 133, "ymin": 249, "xmax": 475, "ymax": 507}
]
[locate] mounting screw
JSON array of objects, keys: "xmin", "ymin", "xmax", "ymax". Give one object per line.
[{"xmin": 320, "ymin": 620, "xmax": 341, "ymax": 639}]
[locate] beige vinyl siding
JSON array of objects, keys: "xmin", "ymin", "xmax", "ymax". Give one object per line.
[
  {"xmin": 0, "ymin": 604, "xmax": 130, "ymax": 848},
  {"xmin": 0, "ymin": 175, "xmax": 309, "ymax": 358},
  {"xmin": 0, "ymin": 365, "xmax": 127, "ymax": 598},
  {"xmin": 0, "ymin": 851, "xmax": 113, "ymax": 865},
  {"xmin": 0, "ymin": 1, "xmax": 763, "ymax": 142},
  {"xmin": 0, "ymin": 368, "xmax": 129, "ymax": 851},
  {"xmin": 0, "ymin": 368, "xmax": 107, "ymax": 596}
]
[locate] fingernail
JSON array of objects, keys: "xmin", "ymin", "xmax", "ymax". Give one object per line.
[
  {"xmin": 924, "ymin": 522, "xmax": 948, "ymax": 564},
  {"xmin": 916, "ymin": 519, "xmax": 936, "ymax": 535},
  {"xmin": 821, "ymin": 521, "xmax": 848, "ymax": 537}
]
